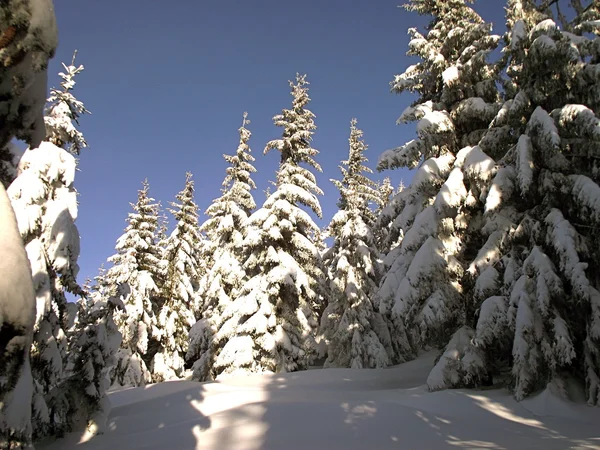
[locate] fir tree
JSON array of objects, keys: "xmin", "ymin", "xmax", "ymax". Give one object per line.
[
  {"xmin": 44, "ymin": 51, "xmax": 89, "ymax": 155},
  {"xmin": 0, "ymin": 6, "xmax": 57, "ymax": 439},
  {"xmin": 0, "ymin": 182, "xmax": 37, "ymax": 447},
  {"xmin": 376, "ymin": 0, "xmax": 502, "ymax": 366},
  {"xmin": 375, "ymin": 177, "xmax": 394, "ymax": 217},
  {"xmin": 373, "ymin": 177, "xmax": 400, "ymax": 254},
  {"xmin": 187, "ymin": 112, "xmax": 257, "ymax": 381},
  {"xmin": 0, "ymin": 0, "xmax": 58, "ymax": 187},
  {"xmin": 107, "ymin": 180, "xmax": 162, "ymax": 387},
  {"xmin": 7, "ymin": 53, "xmax": 90, "ymax": 439},
  {"xmin": 213, "ymin": 75, "xmax": 324, "ymax": 375},
  {"xmin": 60, "ymin": 272, "xmax": 123, "ymax": 435},
  {"xmin": 320, "ymin": 119, "xmax": 389, "ymax": 368},
  {"xmin": 436, "ymin": 0, "xmax": 600, "ymax": 403},
  {"xmin": 153, "ymin": 172, "xmax": 202, "ymax": 381},
  {"xmin": 335, "ymin": 121, "xmax": 379, "ymax": 227}
]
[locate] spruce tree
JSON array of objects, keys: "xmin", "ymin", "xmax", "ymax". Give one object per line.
[
  {"xmin": 375, "ymin": 177, "xmax": 394, "ymax": 218},
  {"xmin": 7, "ymin": 54, "xmax": 91, "ymax": 439},
  {"xmin": 60, "ymin": 272, "xmax": 123, "ymax": 435},
  {"xmin": 376, "ymin": 0, "xmax": 501, "ymax": 366},
  {"xmin": 0, "ymin": 0, "xmax": 58, "ymax": 187},
  {"xmin": 187, "ymin": 113, "xmax": 257, "ymax": 381},
  {"xmin": 44, "ymin": 51, "xmax": 89, "ymax": 155},
  {"xmin": 320, "ymin": 119, "xmax": 389, "ymax": 368},
  {"xmin": 213, "ymin": 75, "xmax": 324, "ymax": 375},
  {"xmin": 107, "ymin": 180, "xmax": 162, "ymax": 387},
  {"xmin": 152, "ymin": 172, "xmax": 202, "ymax": 381},
  {"xmin": 435, "ymin": 0, "xmax": 600, "ymax": 403},
  {"xmin": 0, "ymin": 182, "xmax": 37, "ymax": 447},
  {"xmin": 0, "ymin": 4, "xmax": 57, "ymax": 446},
  {"xmin": 334, "ymin": 121, "xmax": 379, "ymax": 227},
  {"xmin": 373, "ymin": 177, "xmax": 401, "ymax": 255}
]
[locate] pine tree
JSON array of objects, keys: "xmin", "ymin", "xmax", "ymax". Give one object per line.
[
  {"xmin": 376, "ymin": 0, "xmax": 502, "ymax": 365},
  {"xmin": 320, "ymin": 119, "xmax": 389, "ymax": 368},
  {"xmin": 212, "ymin": 75, "xmax": 324, "ymax": 375},
  {"xmin": 187, "ymin": 113, "xmax": 257, "ymax": 381},
  {"xmin": 435, "ymin": 0, "xmax": 600, "ymax": 403},
  {"xmin": 152, "ymin": 172, "xmax": 202, "ymax": 381},
  {"xmin": 107, "ymin": 180, "xmax": 162, "ymax": 387},
  {"xmin": 7, "ymin": 53, "xmax": 91, "ymax": 439}
]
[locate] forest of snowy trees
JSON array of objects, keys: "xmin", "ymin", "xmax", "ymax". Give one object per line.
[{"xmin": 0, "ymin": 0, "xmax": 599, "ymax": 447}]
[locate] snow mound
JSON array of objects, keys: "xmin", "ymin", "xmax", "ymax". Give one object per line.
[{"xmin": 38, "ymin": 353, "xmax": 600, "ymax": 450}]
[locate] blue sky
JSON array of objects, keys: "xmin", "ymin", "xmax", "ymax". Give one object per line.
[{"xmin": 47, "ymin": 0, "xmax": 506, "ymax": 285}]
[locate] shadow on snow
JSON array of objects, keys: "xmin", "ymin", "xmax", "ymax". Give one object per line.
[{"xmin": 38, "ymin": 355, "xmax": 600, "ymax": 450}]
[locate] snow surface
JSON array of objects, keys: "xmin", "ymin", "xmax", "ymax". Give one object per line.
[{"xmin": 38, "ymin": 353, "xmax": 600, "ymax": 450}]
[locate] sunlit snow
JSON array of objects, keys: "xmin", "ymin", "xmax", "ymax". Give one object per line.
[{"xmin": 38, "ymin": 353, "xmax": 600, "ymax": 450}]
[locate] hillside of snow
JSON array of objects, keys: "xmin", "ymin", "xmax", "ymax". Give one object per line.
[{"xmin": 39, "ymin": 353, "xmax": 600, "ymax": 450}]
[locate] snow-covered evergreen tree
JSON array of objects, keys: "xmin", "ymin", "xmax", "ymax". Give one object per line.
[
  {"xmin": 0, "ymin": 0, "xmax": 58, "ymax": 187},
  {"xmin": 375, "ymin": 177, "xmax": 394, "ymax": 216},
  {"xmin": 210, "ymin": 75, "xmax": 324, "ymax": 376},
  {"xmin": 107, "ymin": 180, "xmax": 162, "ymax": 387},
  {"xmin": 44, "ymin": 51, "xmax": 89, "ymax": 155},
  {"xmin": 0, "ymin": 2, "xmax": 57, "ymax": 445},
  {"xmin": 187, "ymin": 112, "xmax": 257, "ymax": 381},
  {"xmin": 320, "ymin": 119, "xmax": 389, "ymax": 368},
  {"xmin": 59, "ymin": 272, "xmax": 123, "ymax": 435},
  {"xmin": 435, "ymin": 0, "xmax": 600, "ymax": 403},
  {"xmin": 372, "ymin": 177, "xmax": 395, "ymax": 253},
  {"xmin": 376, "ymin": 0, "xmax": 501, "ymax": 365},
  {"xmin": 0, "ymin": 182, "xmax": 37, "ymax": 447},
  {"xmin": 374, "ymin": 179, "xmax": 406, "ymax": 257},
  {"xmin": 152, "ymin": 172, "xmax": 201, "ymax": 381},
  {"xmin": 334, "ymin": 121, "xmax": 379, "ymax": 228},
  {"xmin": 7, "ymin": 54, "xmax": 90, "ymax": 439}
]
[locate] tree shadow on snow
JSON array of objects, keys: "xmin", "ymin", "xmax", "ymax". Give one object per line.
[
  {"xmin": 203, "ymin": 372, "xmax": 600, "ymax": 450},
  {"xmin": 37, "ymin": 381, "xmax": 211, "ymax": 450},
  {"xmin": 37, "ymin": 366, "xmax": 600, "ymax": 450}
]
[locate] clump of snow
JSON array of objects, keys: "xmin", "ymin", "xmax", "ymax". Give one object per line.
[
  {"xmin": 397, "ymin": 101, "xmax": 434, "ymax": 124},
  {"xmin": 451, "ymin": 98, "xmax": 499, "ymax": 126},
  {"xmin": 460, "ymin": 146, "xmax": 496, "ymax": 185},
  {"xmin": 417, "ymin": 110, "xmax": 454, "ymax": 137},
  {"xmin": 510, "ymin": 19, "xmax": 527, "ymax": 49},
  {"xmin": 529, "ymin": 19, "xmax": 558, "ymax": 40},
  {"xmin": 442, "ymin": 66, "xmax": 459, "ymax": 86},
  {"xmin": 377, "ymin": 140, "xmax": 423, "ymax": 171},
  {"xmin": 0, "ymin": 182, "xmax": 36, "ymax": 445},
  {"xmin": 484, "ymin": 167, "xmax": 515, "ymax": 213},
  {"xmin": 0, "ymin": 182, "xmax": 36, "ymax": 338},
  {"xmin": 570, "ymin": 175, "xmax": 600, "ymax": 222},
  {"xmin": 516, "ymin": 135, "xmax": 534, "ymax": 194},
  {"xmin": 390, "ymin": 63, "xmax": 420, "ymax": 92}
]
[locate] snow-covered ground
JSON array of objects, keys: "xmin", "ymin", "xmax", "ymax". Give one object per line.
[{"xmin": 39, "ymin": 353, "xmax": 600, "ymax": 450}]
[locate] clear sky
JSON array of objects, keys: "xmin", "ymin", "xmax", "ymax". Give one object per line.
[{"xmin": 47, "ymin": 0, "xmax": 506, "ymax": 285}]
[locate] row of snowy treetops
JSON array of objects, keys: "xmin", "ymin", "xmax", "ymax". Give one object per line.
[{"xmin": 1, "ymin": 0, "xmax": 599, "ymax": 446}]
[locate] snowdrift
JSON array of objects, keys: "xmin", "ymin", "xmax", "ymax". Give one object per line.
[{"xmin": 39, "ymin": 353, "xmax": 600, "ymax": 450}]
